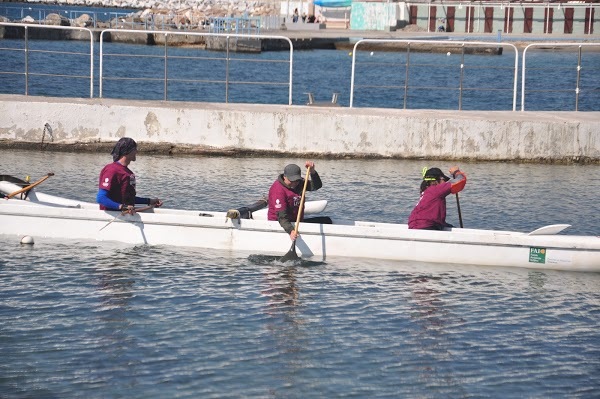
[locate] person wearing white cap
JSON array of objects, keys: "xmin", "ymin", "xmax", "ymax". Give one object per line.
[{"xmin": 267, "ymin": 161, "xmax": 327, "ymax": 241}]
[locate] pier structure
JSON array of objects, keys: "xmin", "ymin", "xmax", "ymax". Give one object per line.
[{"xmin": 0, "ymin": 94, "xmax": 598, "ymax": 163}]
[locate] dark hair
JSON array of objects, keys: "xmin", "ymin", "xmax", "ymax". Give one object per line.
[{"xmin": 420, "ymin": 178, "xmax": 441, "ymax": 193}]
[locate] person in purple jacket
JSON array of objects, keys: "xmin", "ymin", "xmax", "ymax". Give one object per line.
[
  {"xmin": 408, "ymin": 166, "xmax": 467, "ymax": 230},
  {"xmin": 96, "ymin": 137, "xmax": 163, "ymax": 215},
  {"xmin": 268, "ymin": 161, "xmax": 329, "ymax": 241}
]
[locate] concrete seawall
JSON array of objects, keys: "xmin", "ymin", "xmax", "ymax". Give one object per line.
[{"xmin": 0, "ymin": 94, "xmax": 598, "ymax": 163}]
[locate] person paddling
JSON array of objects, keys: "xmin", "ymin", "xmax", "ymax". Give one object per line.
[
  {"xmin": 268, "ymin": 161, "xmax": 330, "ymax": 241},
  {"xmin": 96, "ymin": 137, "xmax": 163, "ymax": 215},
  {"xmin": 408, "ymin": 166, "xmax": 466, "ymax": 230}
]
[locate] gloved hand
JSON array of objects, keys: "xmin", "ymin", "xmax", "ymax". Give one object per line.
[
  {"xmin": 290, "ymin": 230, "xmax": 299, "ymax": 241},
  {"xmin": 305, "ymin": 161, "xmax": 316, "ymax": 174},
  {"xmin": 120, "ymin": 204, "xmax": 136, "ymax": 215},
  {"xmin": 150, "ymin": 198, "xmax": 163, "ymax": 207},
  {"xmin": 449, "ymin": 166, "xmax": 460, "ymax": 177}
]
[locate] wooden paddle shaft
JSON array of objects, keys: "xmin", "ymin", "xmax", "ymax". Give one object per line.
[
  {"xmin": 293, "ymin": 165, "xmax": 311, "ymax": 235},
  {"xmin": 456, "ymin": 193, "xmax": 464, "ymax": 228},
  {"xmin": 6, "ymin": 172, "xmax": 54, "ymax": 199}
]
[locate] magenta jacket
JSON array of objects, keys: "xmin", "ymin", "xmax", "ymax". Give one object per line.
[
  {"xmin": 98, "ymin": 162, "xmax": 136, "ymax": 209},
  {"xmin": 408, "ymin": 172, "xmax": 467, "ymax": 230},
  {"xmin": 267, "ymin": 172, "xmax": 322, "ymax": 234}
]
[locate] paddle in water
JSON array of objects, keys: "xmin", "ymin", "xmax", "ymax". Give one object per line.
[
  {"xmin": 280, "ymin": 165, "xmax": 311, "ymax": 262},
  {"xmin": 247, "ymin": 253, "xmax": 325, "ymax": 267}
]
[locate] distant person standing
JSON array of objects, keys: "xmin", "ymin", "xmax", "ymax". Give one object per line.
[
  {"xmin": 437, "ymin": 18, "xmax": 446, "ymax": 32},
  {"xmin": 96, "ymin": 137, "xmax": 163, "ymax": 214},
  {"xmin": 293, "ymin": 8, "xmax": 299, "ymax": 23}
]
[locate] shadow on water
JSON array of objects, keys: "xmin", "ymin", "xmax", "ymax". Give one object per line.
[{"xmin": 248, "ymin": 254, "xmax": 326, "ymax": 267}]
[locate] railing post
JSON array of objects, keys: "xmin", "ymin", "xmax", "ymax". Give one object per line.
[
  {"xmin": 459, "ymin": 45, "xmax": 465, "ymax": 111},
  {"xmin": 349, "ymin": 41, "xmax": 357, "ymax": 108},
  {"xmin": 164, "ymin": 33, "xmax": 168, "ymax": 101},
  {"xmin": 575, "ymin": 46, "xmax": 582, "ymax": 111},
  {"xmin": 404, "ymin": 44, "xmax": 410, "ymax": 110},
  {"xmin": 288, "ymin": 39, "xmax": 293, "ymax": 105},
  {"xmin": 24, "ymin": 26, "xmax": 28, "ymax": 95},
  {"xmin": 521, "ymin": 46, "xmax": 527, "ymax": 111},
  {"xmin": 88, "ymin": 29, "xmax": 94, "ymax": 98},
  {"xmin": 99, "ymin": 30, "xmax": 105, "ymax": 98},
  {"xmin": 225, "ymin": 35, "xmax": 230, "ymax": 103}
]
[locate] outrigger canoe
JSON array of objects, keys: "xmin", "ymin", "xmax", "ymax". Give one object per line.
[{"xmin": 1, "ymin": 179, "xmax": 599, "ymax": 272}]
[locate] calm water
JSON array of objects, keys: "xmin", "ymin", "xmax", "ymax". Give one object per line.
[{"xmin": 1, "ymin": 150, "xmax": 600, "ymax": 398}]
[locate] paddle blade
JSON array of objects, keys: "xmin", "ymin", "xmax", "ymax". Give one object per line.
[
  {"xmin": 248, "ymin": 254, "xmax": 325, "ymax": 267},
  {"xmin": 280, "ymin": 242, "xmax": 299, "ymax": 262}
]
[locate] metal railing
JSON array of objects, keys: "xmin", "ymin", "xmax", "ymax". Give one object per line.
[
  {"xmin": 0, "ymin": 22, "xmax": 94, "ymax": 97},
  {"xmin": 521, "ymin": 43, "xmax": 600, "ymax": 111},
  {"xmin": 99, "ymin": 29, "xmax": 294, "ymax": 104},
  {"xmin": 350, "ymin": 40, "xmax": 519, "ymax": 110},
  {"xmin": 2, "ymin": 22, "xmax": 598, "ymax": 111}
]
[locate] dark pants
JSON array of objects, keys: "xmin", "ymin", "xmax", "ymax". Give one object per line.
[
  {"xmin": 421, "ymin": 223, "xmax": 453, "ymax": 230},
  {"xmin": 304, "ymin": 216, "xmax": 333, "ymax": 224}
]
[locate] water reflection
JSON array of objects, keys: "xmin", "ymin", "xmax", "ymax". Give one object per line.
[
  {"xmin": 261, "ymin": 266, "xmax": 306, "ymax": 393},
  {"xmin": 410, "ymin": 275, "xmax": 445, "ymax": 329},
  {"xmin": 91, "ymin": 253, "xmax": 140, "ymax": 384},
  {"xmin": 408, "ymin": 274, "xmax": 461, "ymax": 390},
  {"xmin": 262, "ymin": 266, "xmax": 300, "ymax": 320},
  {"xmin": 1, "ymin": 233, "xmax": 599, "ymax": 397},
  {"xmin": 527, "ymin": 271, "xmax": 548, "ymax": 290}
]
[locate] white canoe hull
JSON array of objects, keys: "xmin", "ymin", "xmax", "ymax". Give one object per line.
[{"xmin": 1, "ymin": 198, "xmax": 599, "ymax": 272}]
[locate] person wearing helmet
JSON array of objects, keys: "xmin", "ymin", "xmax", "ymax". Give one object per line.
[{"xmin": 408, "ymin": 166, "xmax": 466, "ymax": 230}]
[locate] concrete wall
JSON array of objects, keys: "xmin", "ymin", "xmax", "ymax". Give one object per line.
[
  {"xmin": 531, "ymin": 7, "xmax": 545, "ymax": 35},
  {"xmin": 0, "ymin": 95, "xmax": 598, "ymax": 163},
  {"xmin": 413, "ymin": 5, "xmax": 429, "ymax": 31},
  {"xmin": 453, "ymin": 8, "xmax": 467, "ymax": 34},
  {"xmin": 513, "ymin": 7, "xmax": 525, "ymax": 34},
  {"xmin": 554, "ymin": 8, "xmax": 566, "ymax": 34},
  {"xmin": 572, "ymin": 8, "xmax": 587, "ymax": 34},
  {"xmin": 492, "ymin": 7, "xmax": 504, "ymax": 33}
]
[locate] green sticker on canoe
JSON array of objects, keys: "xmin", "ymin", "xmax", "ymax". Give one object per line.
[{"xmin": 529, "ymin": 247, "xmax": 546, "ymax": 263}]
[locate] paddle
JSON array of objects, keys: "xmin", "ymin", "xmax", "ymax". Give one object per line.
[
  {"xmin": 455, "ymin": 193, "xmax": 463, "ymax": 228},
  {"xmin": 280, "ymin": 165, "xmax": 311, "ymax": 262},
  {"xmin": 6, "ymin": 172, "xmax": 54, "ymax": 199}
]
